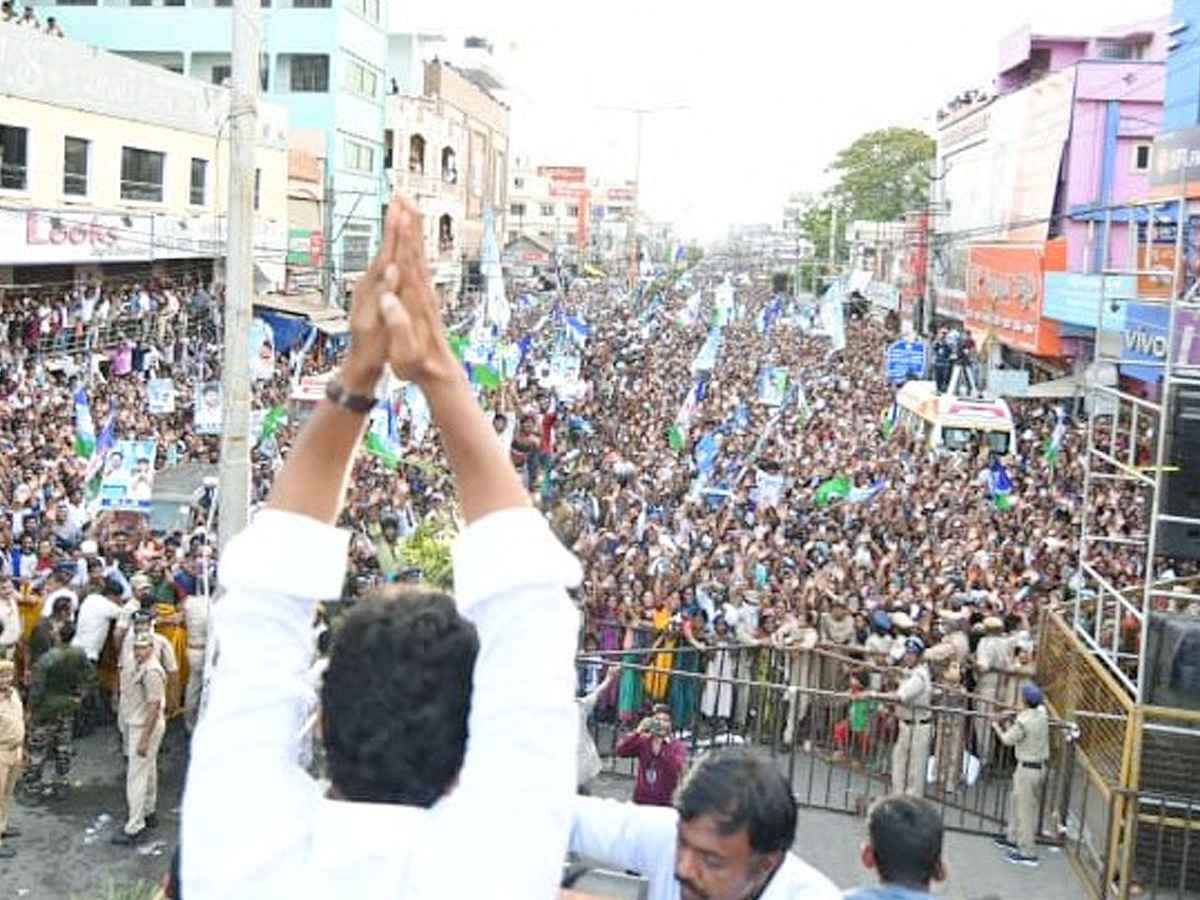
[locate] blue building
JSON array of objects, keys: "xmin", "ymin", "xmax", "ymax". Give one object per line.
[{"xmin": 44, "ymin": 0, "xmax": 388, "ymax": 294}]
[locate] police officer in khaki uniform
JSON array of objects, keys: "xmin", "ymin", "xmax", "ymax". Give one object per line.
[
  {"xmin": 992, "ymin": 683, "xmax": 1050, "ymax": 867},
  {"xmin": 112, "ymin": 632, "xmax": 167, "ymax": 846},
  {"xmin": 874, "ymin": 635, "xmax": 933, "ymax": 796},
  {"xmin": 0, "ymin": 659, "xmax": 25, "ymax": 859}
]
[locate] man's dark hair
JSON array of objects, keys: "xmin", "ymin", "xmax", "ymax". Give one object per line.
[
  {"xmin": 675, "ymin": 747, "xmax": 796, "ymax": 854},
  {"xmin": 866, "ymin": 795, "xmax": 943, "ymax": 887},
  {"xmin": 320, "ymin": 587, "xmax": 479, "ymax": 808}
]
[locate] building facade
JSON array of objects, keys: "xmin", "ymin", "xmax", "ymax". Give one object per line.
[
  {"xmin": 929, "ymin": 18, "xmax": 1165, "ymax": 385},
  {"xmin": 384, "ymin": 58, "xmax": 508, "ymax": 302},
  {"xmin": 41, "ymin": 0, "xmax": 387, "ymax": 294},
  {"xmin": 0, "ymin": 29, "xmax": 288, "ymax": 288},
  {"xmin": 506, "ymin": 161, "xmax": 637, "ymax": 275}
]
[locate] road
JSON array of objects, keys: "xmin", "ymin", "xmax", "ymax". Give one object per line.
[{"xmin": 0, "ymin": 726, "xmax": 1083, "ymax": 900}]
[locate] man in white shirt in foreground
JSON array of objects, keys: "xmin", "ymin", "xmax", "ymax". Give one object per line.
[
  {"xmin": 571, "ymin": 746, "xmax": 840, "ymax": 900},
  {"xmin": 181, "ymin": 197, "xmax": 582, "ymax": 899}
]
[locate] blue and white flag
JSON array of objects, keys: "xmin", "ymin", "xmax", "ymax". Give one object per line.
[
  {"xmin": 694, "ymin": 431, "xmax": 719, "ymax": 479},
  {"xmin": 988, "ymin": 458, "xmax": 1015, "ymax": 511},
  {"xmin": 565, "ymin": 315, "xmax": 589, "ymax": 347},
  {"xmin": 753, "ymin": 469, "xmax": 788, "ymax": 507},
  {"xmin": 691, "ymin": 327, "xmax": 724, "ymax": 373},
  {"xmin": 847, "ymin": 479, "xmax": 888, "ymax": 504},
  {"xmin": 819, "ymin": 282, "xmax": 847, "ymax": 352}
]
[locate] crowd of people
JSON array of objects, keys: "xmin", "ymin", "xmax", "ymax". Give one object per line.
[
  {"xmin": 0, "ymin": 3, "xmax": 64, "ymax": 36},
  {"xmin": 0, "ymin": 214, "xmax": 1195, "ymax": 882}
]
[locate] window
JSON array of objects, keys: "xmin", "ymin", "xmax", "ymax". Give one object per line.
[
  {"xmin": 513, "ymin": 176, "xmax": 524, "ymax": 190},
  {"xmin": 62, "ymin": 136, "xmax": 89, "ymax": 196},
  {"xmin": 120, "ymin": 146, "xmax": 165, "ymax": 202},
  {"xmin": 1132, "ymin": 143, "xmax": 1151, "ymax": 173},
  {"xmin": 1095, "ymin": 39, "xmax": 1136, "ymax": 60},
  {"xmin": 345, "ymin": 0, "xmax": 378, "ymax": 21},
  {"xmin": 383, "ymin": 130, "xmax": 394, "ymax": 169},
  {"xmin": 54, "ymin": 0, "xmax": 99, "ymax": 5},
  {"xmin": 344, "ymin": 138, "xmax": 374, "ymax": 174},
  {"xmin": 290, "ymin": 55, "xmax": 329, "ymax": 92},
  {"xmin": 540, "ymin": 203, "xmax": 554, "ymax": 217},
  {"xmin": 212, "ymin": 64, "xmax": 231, "ymax": 86},
  {"xmin": 344, "ymin": 58, "xmax": 378, "ymax": 99},
  {"xmin": 292, "ymin": 0, "xmax": 331, "ymax": 7},
  {"xmin": 253, "ymin": 168, "xmax": 261, "ymax": 210},
  {"xmin": 510, "ymin": 202, "xmax": 526, "ymax": 217},
  {"xmin": 0, "ymin": 125, "xmax": 29, "ymax": 190},
  {"xmin": 190, "ymin": 158, "xmax": 207, "ymax": 205},
  {"xmin": 565, "ymin": 204, "xmax": 579, "ymax": 217}
]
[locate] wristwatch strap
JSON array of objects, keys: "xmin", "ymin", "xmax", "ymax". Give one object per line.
[{"xmin": 324, "ymin": 378, "xmax": 378, "ymax": 414}]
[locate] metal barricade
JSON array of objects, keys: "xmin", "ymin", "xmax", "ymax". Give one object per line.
[{"xmin": 578, "ymin": 645, "xmax": 1075, "ymax": 842}]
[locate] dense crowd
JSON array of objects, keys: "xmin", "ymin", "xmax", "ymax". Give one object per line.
[{"xmin": 0, "ymin": 264, "xmax": 1196, "ymax": 854}]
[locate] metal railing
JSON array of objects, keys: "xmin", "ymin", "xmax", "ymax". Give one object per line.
[
  {"xmin": 4, "ymin": 311, "xmax": 211, "ymax": 360},
  {"xmin": 578, "ymin": 645, "xmax": 1076, "ymax": 843}
]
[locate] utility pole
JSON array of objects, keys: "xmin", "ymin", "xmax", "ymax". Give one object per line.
[
  {"xmin": 218, "ymin": 0, "xmax": 259, "ymax": 550},
  {"xmin": 598, "ymin": 103, "xmax": 690, "ymax": 292},
  {"xmin": 321, "ymin": 167, "xmax": 335, "ymax": 307},
  {"xmin": 828, "ymin": 204, "xmax": 838, "ymax": 285},
  {"xmin": 629, "ymin": 110, "xmax": 644, "ymax": 291}
]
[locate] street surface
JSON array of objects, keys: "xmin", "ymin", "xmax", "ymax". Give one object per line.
[{"xmin": 0, "ymin": 726, "xmax": 1080, "ymax": 900}]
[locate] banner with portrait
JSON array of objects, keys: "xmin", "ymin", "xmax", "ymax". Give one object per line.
[
  {"xmin": 97, "ymin": 439, "xmax": 158, "ymax": 511},
  {"xmin": 250, "ymin": 318, "xmax": 276, "ymax": 381},
  {"xmin": 194, "ymin": 382, "xmax": 222, "ymax": 435},
  {"xmin": 147, "ymin": 378, "xmax": 176, "ymax": 415}
]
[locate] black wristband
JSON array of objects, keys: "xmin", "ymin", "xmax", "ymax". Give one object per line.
[{"xmin": 325, "ymin": 378, "xmax": 378, "ymax": 414}]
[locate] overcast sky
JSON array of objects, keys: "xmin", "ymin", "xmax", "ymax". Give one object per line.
[{"xmin": 391, "ymin": 0, "xmax": 1170, "ymax": 240}]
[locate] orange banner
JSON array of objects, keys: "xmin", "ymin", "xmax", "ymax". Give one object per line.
[
  {"xmin": 965, "ymin": 242, "xmax": 1061, "ymax": 356},
  {"xmin": 1138, "ymin": 244, "xmax": 1179, "ymax": 298}
]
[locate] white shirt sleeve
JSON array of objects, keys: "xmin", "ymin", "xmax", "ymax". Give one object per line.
[
  {"xmin": 427, "ymin": 507, "xmax": 583, "ymax": 900},
  {"xmin": 182, "ymin": 506, "xmax": 583, "ymax": 900},
  {"xmin": 182, "ymin": 509, "xmax": 350, "ymax": 898},
  {"xmin": 569, "ymin": 796, "xmax": 680, "ymax": 900}
]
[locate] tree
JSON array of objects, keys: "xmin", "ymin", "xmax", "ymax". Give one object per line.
[
  {"xmin": 795, "ymin": 194, "xmax": 847, "ymax": 291},
  {"xmin": 828, "ymin": 126, "xmax": 935, "ymax": 222}
]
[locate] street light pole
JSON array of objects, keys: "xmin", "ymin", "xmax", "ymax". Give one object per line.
[
  {"xmin": 218, "ymin": 0, "xmax": 259, "ymax": 550},
  {"xmin": 598, "ymin": 103, "xmax": 690, "ymax": 292}
]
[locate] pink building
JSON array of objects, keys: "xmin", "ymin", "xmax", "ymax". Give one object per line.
[{"xmin": 935, "ymin": 19, "xmax": 1167, "ymax": 367}]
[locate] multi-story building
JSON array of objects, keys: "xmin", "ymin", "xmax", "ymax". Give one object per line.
[
  {"xmin": 929, "ymin": 18, "xmax": 1165, "ymax": 385},
  {"xmin": 384, "ymin": 57, "xmax": 508, "ymax": 303},
  {"xmin": 0, "ymin": 29, "xmax": 288, "ymax": 287},
  {"xmin": 41, "ymin": 0, "xmax": 387, "ymax": 295},
  {"xmin": 504, "ymin": 161, "xmax": 638, "ymax": 275}
]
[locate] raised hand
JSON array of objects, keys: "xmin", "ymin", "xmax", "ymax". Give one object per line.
[{"xmin": 377, "ymin": 197, "xmax": 457, "ymax": 388}]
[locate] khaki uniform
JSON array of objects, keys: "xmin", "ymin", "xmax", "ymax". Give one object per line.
[
  {"xmin": 117, "ymin": 657, "xmax": 166, "ymax": 836},
  {"xmin": 974, "ymin": 634, "xmax": 1010, "ymax": 759},
  {"xmin": 890, "ymin": 663, "xmax": 933, "ymax": 796},
  {"xmin": 997, "ymin": 704, "xmax": 1050, "ymax": 856},
  {"xmin": 777, "ymin": 623, "xmax": 818, "ymax": 744},
  {"xmin": 0, "ymin": 687, "xmax": 25, "ymax": 848}
]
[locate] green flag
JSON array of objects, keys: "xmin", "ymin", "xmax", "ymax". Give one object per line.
[
  {"xmin": 667, "ymin": 423, "xmax": 685, "ymax": 453},
  {"xmin": 814, "ymin": 475, "xmax": 851, "ymax": 507},
  {"xmin": 472, "ymin": 365, "xmax": 501, "ymax": 390},
  {"xmin": 259, "ymin": 405, "xmax": 287, "ymax": 441}
]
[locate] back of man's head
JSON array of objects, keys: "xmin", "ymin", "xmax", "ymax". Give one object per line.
[
  {"xmin": 675, "ymin": 747, "xmax": 796, "ymax": 854},
  {"xmin": 320, "ymin": 587, "xmax": 479, "ymax": 808},
  {"xmin": 864, "ymin": 795, "xmax": 944, "ymax": 889}
]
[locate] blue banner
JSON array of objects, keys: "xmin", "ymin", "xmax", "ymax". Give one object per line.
[{"xmin": 1042, "ymin": 272, "xmax": 1134, "ymax": 330}]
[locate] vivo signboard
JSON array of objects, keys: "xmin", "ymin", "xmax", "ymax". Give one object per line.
[{"xmin": 1119, "ymin": 302, "xmax": 1200, "ymax": 381}]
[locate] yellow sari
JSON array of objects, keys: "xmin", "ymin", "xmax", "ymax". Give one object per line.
[{"xmin": 643, "ymin": 607, "xmax": 676, "ymax": 702}]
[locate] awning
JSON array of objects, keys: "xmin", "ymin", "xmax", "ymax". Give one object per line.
[
  {"xmin": 1023, "ymin": 374, "xmax": 1084, "ymax": 398},
  {"xmin": 312, "ymin": 318, "xmax": 350, "ymax": 336}
]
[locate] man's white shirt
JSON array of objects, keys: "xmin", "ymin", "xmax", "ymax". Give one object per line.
[
  {"xmin": 570, "ymin": 796, "xmax": 841, "ymax": 900},
  {"xmin": 182, "ymin": 507, "xmax": 582, "ymax": 900}
]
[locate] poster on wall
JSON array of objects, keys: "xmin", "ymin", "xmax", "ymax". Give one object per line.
[
  {"xmin": 97, "ymin": 439, "xmax": 158, "ymax": 511},
  {"xmin": 194, "ymin": 382, "xmax": 222, "ymax": 435},
  {"xmin": 250, "ymin": 318, "xmax": 276, "ymax": 381}
]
